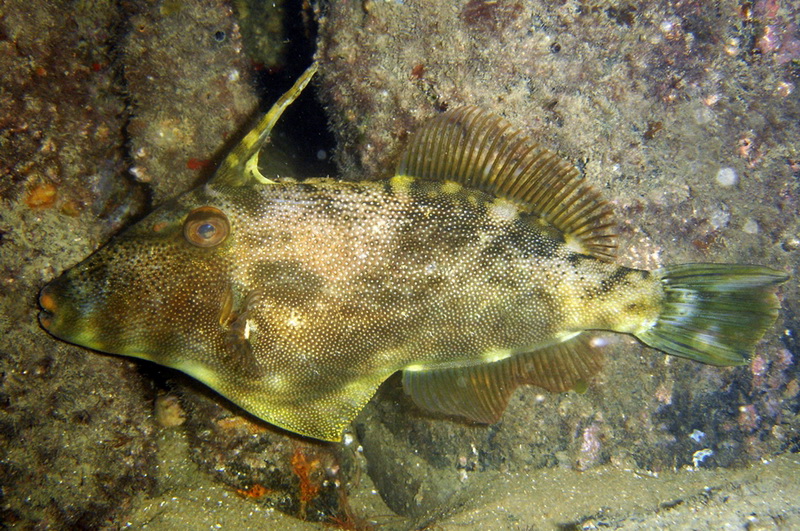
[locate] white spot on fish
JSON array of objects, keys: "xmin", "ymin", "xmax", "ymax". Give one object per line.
[
  {"xmin": 286, "ymin": 310, "xmax": 304, "ymax": 328},
  {"xmin": 488, "ymin": 200, "xmax": 518, "ymax": 222}
]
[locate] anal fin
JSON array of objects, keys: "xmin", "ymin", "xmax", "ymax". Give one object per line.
[{"xmin": 402, "ymin": 334, "xmax": 605, "ymax": 424}]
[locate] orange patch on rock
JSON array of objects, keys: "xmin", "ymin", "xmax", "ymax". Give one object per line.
[{"xmin": 25, "ymin": 183, "xmax": 57, "ymax": 209}]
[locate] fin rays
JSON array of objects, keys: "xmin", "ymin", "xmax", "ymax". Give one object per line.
[
  {"xmin": 397, "ymin": 106, "xmax": 617, "ymax": 260},
  {"xmin": 402, "ymin": 335, "xmax": 606, "ymax": 424},
  {"xmin": 638, "ymin": 264, "xmax": 788, "ymax": 365}
]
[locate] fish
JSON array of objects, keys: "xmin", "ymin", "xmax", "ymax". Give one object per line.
[{"xmin": 39, "ymin": 63, "xmax": 788, "ymax": 442}]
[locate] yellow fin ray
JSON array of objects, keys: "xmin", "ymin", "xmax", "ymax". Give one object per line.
[{"xmin": 396, "ymin": 106, "xmax": 617, "ymax": 260}]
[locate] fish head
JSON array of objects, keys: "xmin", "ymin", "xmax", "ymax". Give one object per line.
[
  {"xmin": 38, "ymin": 185, "xmax": 245, "ymax": 376},
  {"xmin": 35, "ymin": 64, "xmax": 390, "ymax": 441}
]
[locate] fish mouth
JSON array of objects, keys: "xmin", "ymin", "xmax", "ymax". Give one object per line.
[
  {"xmin": 38, "ymin": 280, "xmax": 77, "ymax": 340},
  {"xmin": 38, "ymin": 279, "xmax": 103, "ymax": 349},
  {"xmin": 38, "ymin": 282, "xmax": 58, "ymax": 331}
]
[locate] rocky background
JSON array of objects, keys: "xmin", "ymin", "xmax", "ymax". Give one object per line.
[{"xmin": 1, "ymin": 0, "xmax": 798, "ymax": 528}]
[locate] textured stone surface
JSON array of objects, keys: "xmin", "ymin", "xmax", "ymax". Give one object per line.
[
  {"xmin": 0, "ymin": 0, "xmax": 155, "ymax": 526},
  {"xmin": 122, "ymin": 0, "xmax": 259, "ymax": 203},
  {"xmin": 0, "ymin": 0, "xmax": 258, "ymax": 525}
]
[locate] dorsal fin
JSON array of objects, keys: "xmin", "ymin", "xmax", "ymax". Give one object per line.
[
  {"xmin": 396, "ymin": 106, "xmax": 617, "ymax": 260},
  {"xmin": 401, "ymin": 334, "xmax": 606, "ymax": 424},
  {"xmin": 212, "ymin": 62, "xmax": 318, "ymax": 187}
]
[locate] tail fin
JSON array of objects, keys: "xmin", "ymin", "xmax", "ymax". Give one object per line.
[{"xmin": 636, "ymin": 264, "xmax": 788, "ymax": 366}]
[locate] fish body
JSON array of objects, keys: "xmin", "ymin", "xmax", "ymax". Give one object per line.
[{"xmin": 39, "ymin": 65, "xmax": 787, "ymax": 441}]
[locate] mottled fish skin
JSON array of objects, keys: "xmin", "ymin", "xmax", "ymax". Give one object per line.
[
  {"xmin": 39, "ymin": 65, "xmax": 787, "ymax": 441},
  {"xmin": 39, "ymin": 176, "xmax": 660, "ymax": 440}
]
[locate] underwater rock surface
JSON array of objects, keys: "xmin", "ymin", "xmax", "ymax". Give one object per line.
[
  {"xmin": 121, "ymin": 0, "xmax": 259, "ymax": 203},
  {"xmin": 0, "ymin": 1, "xmax": 155, "ymax": 526}
]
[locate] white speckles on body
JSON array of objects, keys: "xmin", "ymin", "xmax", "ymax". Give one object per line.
[
  {"xmin": 285, "ymin": 310, "xmax": 304, "ymax": 328},
  {"xmin": 214, "ymin": 179, "xmax": 662, "ymax": 391},
  {"xmin": 40, "ymin": 173, "xmax": 670, "ymax": 441}
]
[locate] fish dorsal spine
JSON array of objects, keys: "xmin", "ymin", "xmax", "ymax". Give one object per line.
[
  {"xmin": 396, "ymin": 106, "xmax": 618, "ymax": 261},
  {"xmin": 212, "ymin": 62, "xmax": 318, "ymax": 187}
]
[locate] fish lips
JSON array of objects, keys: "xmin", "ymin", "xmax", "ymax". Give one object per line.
[
  {"xmin": 38, "ymin": 276, "xmax": 93, "ymax": 346},
  {"xmin": 38, "ymin": 278, "xmax": 69, "ymax": 338}
]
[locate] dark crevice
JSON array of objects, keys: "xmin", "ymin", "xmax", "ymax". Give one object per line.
[{"xmin": 252, "ymin": 0, "xmax": 337, "ymax": 179}]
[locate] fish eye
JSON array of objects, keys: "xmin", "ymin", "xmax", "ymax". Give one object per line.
[{"xmin": 184, "ymin": 206, "xmax": 230, "ymax": 248}]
